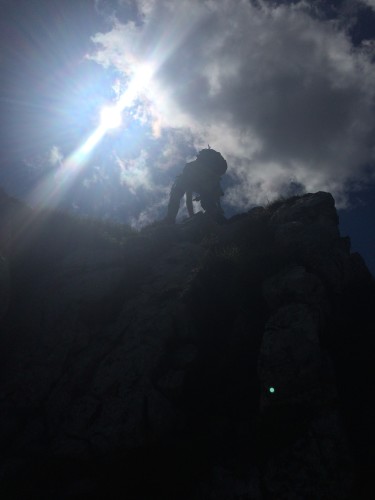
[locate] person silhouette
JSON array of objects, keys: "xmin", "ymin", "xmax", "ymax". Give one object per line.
[{"xmin": 165, "ymin": 147, "xmax": 227, "ymax": 224}]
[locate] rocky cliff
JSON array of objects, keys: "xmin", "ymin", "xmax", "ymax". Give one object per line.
[{"xmin": 0, "ymin": 189, "xmax": 374, "ymax": 499}]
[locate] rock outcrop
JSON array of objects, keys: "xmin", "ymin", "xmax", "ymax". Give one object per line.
[{"xmin": 0, "ymin": 190, "xmax": 374, "ymax": 499}]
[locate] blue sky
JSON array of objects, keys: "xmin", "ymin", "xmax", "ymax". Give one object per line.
[{"xmin": 0, "ymin": 0, "xmax": 374, "ymax": 273}]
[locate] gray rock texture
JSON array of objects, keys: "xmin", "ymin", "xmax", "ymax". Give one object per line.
[{"xmin": 0, "ymin": 190, "xmax": 374, "ymax": 499}]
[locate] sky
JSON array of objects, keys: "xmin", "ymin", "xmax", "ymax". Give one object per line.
[{"xmin": 0, "ymin": 0, "xmax": 374, "ymax": 273}]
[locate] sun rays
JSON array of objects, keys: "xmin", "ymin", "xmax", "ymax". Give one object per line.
[
  {"xmin": 27, "ymin": 3, "xmax": 208, "ymax": 211},
  {"xmin": 27, "ymin": 61, "xmax": 157, "ymax": 209}
]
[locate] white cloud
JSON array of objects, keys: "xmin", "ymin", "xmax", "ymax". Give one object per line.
[
  {"xmin": 90, "ymin": 0, "xmax": 375, "ymax": 208},
  {"xmin": 49, "ymin": 146, "xmax": 63, "ymax": 166},
  {"xmin": 117, "ymin": 149, "xmax": 160, "ymax": 194}
]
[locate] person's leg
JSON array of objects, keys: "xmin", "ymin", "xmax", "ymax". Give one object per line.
[{"xmin": 200, "ymin": 192, "xmax": 226, "ymax": 224}]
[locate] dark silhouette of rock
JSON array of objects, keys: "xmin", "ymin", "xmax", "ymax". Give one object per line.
[
  {"xmin": 0, "ymin": 254, "xmax": 10, "ymax": 321},
  {"xmin": 0, "ymin": 190, "xmax": 374, "ymax": 499}
]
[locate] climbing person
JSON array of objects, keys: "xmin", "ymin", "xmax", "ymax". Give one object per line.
[{"xmin": 165, "ymin": 147, "xmax": 227, "ymax": 224}]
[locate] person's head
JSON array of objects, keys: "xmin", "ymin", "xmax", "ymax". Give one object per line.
[{"xmin": 196, "ymin": 148, "xmax": 227, "ymax": 175}]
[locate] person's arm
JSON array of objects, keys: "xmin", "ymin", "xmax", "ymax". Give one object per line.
[{"xmin": 186, "ymin": 190, "xmax": 194, "ymax": 217}]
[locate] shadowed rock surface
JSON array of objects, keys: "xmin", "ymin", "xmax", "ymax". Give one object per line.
[{"xmin": 0, "ymin": 188, "xmax": 374, "ymax": 499}]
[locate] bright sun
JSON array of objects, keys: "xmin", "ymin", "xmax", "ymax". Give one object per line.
[{"xmin": 100, "ymin": 105, "xmax": 122, "ymax": 130}]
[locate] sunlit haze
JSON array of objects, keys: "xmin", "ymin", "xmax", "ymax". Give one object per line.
[{"xmin": 100, "ymin": 105, "xmax": 123, "ymax": 130}]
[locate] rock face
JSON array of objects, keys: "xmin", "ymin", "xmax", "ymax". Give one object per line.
[{"xmin": 0, "ymin": 190, "xmax": 374, "ymax": 499}]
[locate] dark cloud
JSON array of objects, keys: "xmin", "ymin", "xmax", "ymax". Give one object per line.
[
  {"xmin": 1, "ymin": 0, "xmax": 374, "ymax": 226},
  {"xmin": 90, "ymin": 0, "xmax": 375, "ymax": 207},
  {"xmin": 266, "ymin": 0, "xmax": 375, "ymax": 45}
]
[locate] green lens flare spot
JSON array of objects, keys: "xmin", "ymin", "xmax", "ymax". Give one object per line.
[{"xmin": 269, "ymin": 387, "xmax": 275, "ymax": 394}]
